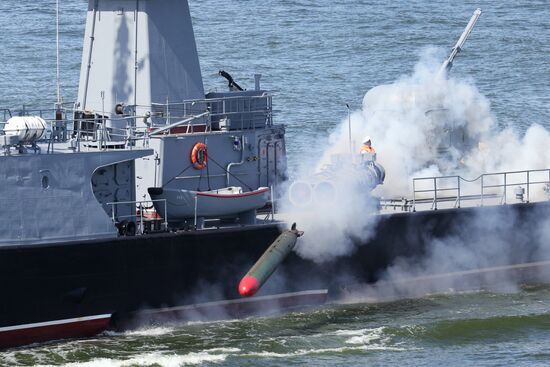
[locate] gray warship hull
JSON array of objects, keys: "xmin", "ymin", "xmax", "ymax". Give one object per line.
[{"xmin": 2, "ymin": 200, "xmax": 549, "ymax": 349}]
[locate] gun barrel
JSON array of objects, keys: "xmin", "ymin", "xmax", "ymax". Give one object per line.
[{"xmin": 438, "ymin": 8, "xmax": 482, "ymax": 77}]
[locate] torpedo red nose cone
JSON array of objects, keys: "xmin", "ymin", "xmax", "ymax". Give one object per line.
[{"xmin": 239, "ymin": 276, "xmax": 260, "ymax": 297}]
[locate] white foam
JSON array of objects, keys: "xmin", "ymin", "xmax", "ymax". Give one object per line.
[
  {"xmin": 0, "ymin": 353, "xmax": 20, "ymax": 366},
  {"xmin": 242, "ymin": 343, "xmax": 406, "ymax": 359},
  {"xmin": 205, "ymin": 347, "xmax": 241, "ymax": 353},
  {"xmin": 38, "ymin": 351, "xmax": 227, "ymax": 367},
  {"xmin": 103, "ymin": 326, "xmax": 175, "ymax": 338},
  {"xmin": 184, "ymin": 317, "xmax": 241, "ymax": 326},
  {"xmin": 333, "ymin": 328, "xmax": 375, "ymax": 336},
  {"xmin": 124, "ymin": 326, "xmax": 175, "ymax": 337},
  {"xmin": 343, "ymin": 327, "xmax": 385, "ymax": 345},
  {"xmin": 241, "ymin": 346, "xmax": 365, "ymax": 358}
]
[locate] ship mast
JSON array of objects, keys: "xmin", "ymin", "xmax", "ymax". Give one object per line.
[
  {"xmin": 77, "ymin": 0, "xmax": 205, "ymax": 120},
  {"xmin": 55, "ymin": 0, "xmax": 62, "ymax": 106}
]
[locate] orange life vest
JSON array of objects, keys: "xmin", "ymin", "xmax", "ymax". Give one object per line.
[{"xmin": 360, "ymin": 144, "xmax": 376, "ymax": 154}]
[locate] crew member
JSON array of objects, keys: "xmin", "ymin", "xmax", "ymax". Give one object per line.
[{"xmin": 360, "ymin": 136, "xmax": 376, "ymax": 158}]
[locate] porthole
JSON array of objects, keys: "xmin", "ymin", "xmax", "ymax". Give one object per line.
[{"xmin": 41, "ymin": 175, "xmax": 49, "ymax": 189}]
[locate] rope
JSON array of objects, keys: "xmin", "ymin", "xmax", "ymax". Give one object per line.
[
  {"xmin": 206, "ymin": 153, "xmax": 212, "ymax": 191},
  {"xmin": 163, "ymin": 162, "xmax": 194, "ymax": 187},
  {"xmin": 197, "ymin": 168, "xmax": 203, "ymax": 191},
  {"xmin": 162, "ymin": 141, "xmax": 251, "ymax": 192}
]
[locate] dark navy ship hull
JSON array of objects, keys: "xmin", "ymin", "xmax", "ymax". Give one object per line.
[{"xmin": 1, "ymin": 201, "xmax": 549, "ymax": 348}]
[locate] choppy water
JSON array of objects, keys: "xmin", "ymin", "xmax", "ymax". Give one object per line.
[
  {"xmin": 2, "ymin": 285, "xmax": 550, "ymax": 366},
  {"xmin": 1, "ymin": 0, "xmax": 550, "ymax": 366}
]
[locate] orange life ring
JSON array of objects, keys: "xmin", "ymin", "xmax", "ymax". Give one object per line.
[{"xmin": 191, "ymin": 142, "xmax": 208, "ymax": 170}]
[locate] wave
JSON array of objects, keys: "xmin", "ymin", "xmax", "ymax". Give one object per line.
[
  {"xmin": 240, "ymin": 346, "xmax": 376, "ymax": 358},
  {"xmin": 104, "ymin": 326, "xmax": 176, "ymax": 337},
  {"xmin": 38, "ymin": 351, "xmax": 228, "ymax": 367},
  {"xmin": 389, "ymin": 313, "xmax": 550, "ymax": 343}
]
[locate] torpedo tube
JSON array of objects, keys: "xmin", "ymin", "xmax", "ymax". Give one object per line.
[{"xmin": 238, "ymin": 223, "xmax": 304, "ymax": 297}]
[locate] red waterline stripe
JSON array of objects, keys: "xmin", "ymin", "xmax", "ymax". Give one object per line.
[
  {"xmin": 0, "ymin": 314, "xmax": 111, "ymax": 349},
  {"xmin": 196, "ymin": 188, "xmax": 269, "ymax": 198}
]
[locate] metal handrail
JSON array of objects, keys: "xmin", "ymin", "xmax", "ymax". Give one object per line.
[
  {"xmin": 106, "ymin": 199, "xmax": 168, "ymax": 235},
  {"xmin": 149, "ymin": 111, "xmax": 209, "ymax": 136},
  {"xmin": 0, "ymin": 109, "xmax": 12, "ymax": 120},
  {"xmin": 412, "ymin": 168, "xmax": 550, "ymax": 211},
  {"xmin": 0, "ymin": 92, "xmax": 274, "ymax": 154},
  {"xmin": 147, "ymin": 92, "xmax": 272, "ymax": 107},
  {"xmin": 146, "ymin": 93, "xmax": 273, "ymax": 129},
  {"xmin": 1, "ymin": 92, "xmax": 272, "ymax": 131}
]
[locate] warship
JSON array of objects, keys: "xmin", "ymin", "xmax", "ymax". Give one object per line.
[{"xmin": 1, "ymin": 2, "xmax": 549, "ymax": 349}]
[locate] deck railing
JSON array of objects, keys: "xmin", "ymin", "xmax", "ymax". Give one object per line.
[
  {"xmin": 106, "ymin": 199, "xmax": 168, "ymax": 235},
  {"xmin": 0, "ymin": 92, "xmax": 273, "ymax": 152},
  {"xmin": 147, "ymin": 93, "xmax": 273, "ymax": 131},
  {"xmin": 412, "ymin": 169, "xmax": 550, "ymax": 211}
]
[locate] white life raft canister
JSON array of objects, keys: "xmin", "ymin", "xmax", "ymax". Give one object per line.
[{"xmin": 4, "ymin": 116, "xmax": 47, "ymax": 143}]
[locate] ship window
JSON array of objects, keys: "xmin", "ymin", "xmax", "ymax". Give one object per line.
[{"xmin": 41, "ymin": 175, "xmax": 49, "ymax": 189}]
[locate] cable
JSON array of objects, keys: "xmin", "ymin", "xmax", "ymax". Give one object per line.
[
  {"xmin": 206, "ymin": 153, "xmax": 212, "ymax": 191},
  {"xmin": 197, "ymin": 168, "xmax": 203, "ymax": 191},
  {"xmin": 163, "ymin": 162, "xmax": 194, "ymax": 187}
]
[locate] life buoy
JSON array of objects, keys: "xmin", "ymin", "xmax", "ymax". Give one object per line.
[{"xmin": 191, "ymin": 142, "xmax": 208, "ymax": 170}]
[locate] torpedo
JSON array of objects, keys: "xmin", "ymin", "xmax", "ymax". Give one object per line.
[{"xmin": 238, "ymin": 223, "xmax": 304, "ymax": 297}]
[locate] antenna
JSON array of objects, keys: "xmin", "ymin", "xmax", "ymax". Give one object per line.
[
  {"xmin": 346, "ymin": 103, "xmax": 352, "ymax": 155},
  {"xmin": 55, "ymin": 0, "xmax": 62, "ymax": 105}
]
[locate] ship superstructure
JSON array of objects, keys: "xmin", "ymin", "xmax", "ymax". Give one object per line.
[
  {"xmin": 0, "ymin": 0, "xmax": 287, "ymax": 238},
  {"xmin": 76, "ymin": 0, "xmax": 286, "ymax": 208}
]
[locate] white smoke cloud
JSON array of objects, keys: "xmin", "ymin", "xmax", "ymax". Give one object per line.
[
  {"xmin": 285, "ymin": 166, "xmax": 380, "ymax": 262},
  {"xmin": 318, "ymin": 47, "xmax": 496, "ymax": 197},
  {"xmin": 284, "ymin": 47, "xmax": 550, "ymax": 295}
]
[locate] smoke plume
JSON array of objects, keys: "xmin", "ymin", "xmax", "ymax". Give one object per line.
[{"xmin": 283, "ymin": 47, "xmax": 550, "ymax": 294}]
